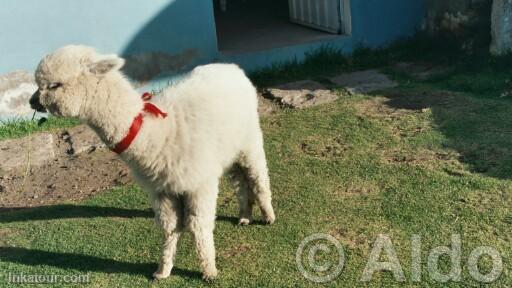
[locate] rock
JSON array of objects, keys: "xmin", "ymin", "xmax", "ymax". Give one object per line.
[
  {"xmin": 0, "ymin": 133, "xmax": 55, "ymax": 173},
  {"xmin": 257, "ymin": 95, "xmax": 280, "ymax": 116},
  {"xmin": 491, "ymin": 0, "xmax": 512, "ymax": 55},
  {"xmin": 263, "ymin": 80, "xmax": 338, "ymax": 109},
  {"xmin": 114, "ymin": 169, "xmax": 132, "ymax": 185},
  {"xmin": 330, "ymin": 70, "xmax": 398, "ymax": 94},
  {"xmin": 393, "ymin": 62, "xmax": 451, "ymax": 80},
  {"xmin": 118, "ymin": 170, "xmax": 128, "ymax": 178},
  {"xmin": 65, "ymin": 125, "xmax": 106, "ymax": 154}
]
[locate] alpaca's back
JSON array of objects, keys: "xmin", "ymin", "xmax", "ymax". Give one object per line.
[
  {"xmin": 167, "ymin": 63, "xmax": 257, "ymax": 112},
  {"xmin": 156, "ymin": 64, "xmax": 261, "ymax": 181}
]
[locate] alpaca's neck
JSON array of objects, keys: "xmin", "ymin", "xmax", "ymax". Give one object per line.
[{"xmin": 82, "ymin": 73, "xmax": 144, "ymax": 148}]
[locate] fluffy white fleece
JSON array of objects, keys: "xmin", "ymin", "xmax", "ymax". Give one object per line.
[{"xmin": 30, "ymin": 45, "xmax": 275, "ymax": 281}]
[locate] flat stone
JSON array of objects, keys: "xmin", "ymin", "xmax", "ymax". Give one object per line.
[
  {"xmin": 330, "ymin": 70, "xmax": 398, "ymax": 94},
  {"xmin": 264, "ymin": 80, "xmax": 338, "ymax": 109},
  {"xmin": 393, "ymin": 62, "xmax": 451, "ymax": 80},
  {"xmin": 65, "ymin": 125, "xmax": 106, "ymax": 154},
  {"xmin": 0, "ymin": 133, "xmax": 55, "ymax": 173},
  {"xmin": 257, "ymin": 95, "xmax": 280, "ymax": 116}
]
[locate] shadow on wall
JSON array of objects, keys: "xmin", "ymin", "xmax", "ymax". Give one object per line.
[{"xmin": 120, "ymin": 0, "xmax": 217, "ymax": 83}]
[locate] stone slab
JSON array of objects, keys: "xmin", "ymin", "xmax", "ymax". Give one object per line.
[
  {"xmin": 330, "ymin": 70, "xmax": 398, "ymax": 94},
  {"xmin": 393, "ymin": 62, "xmax": 451, "ymax": 80},
  {"xmin": 0, "ymin": 133, "xmax": 55, "ymax": 173},
  {"xmin": 65, "ymin": 125, "xmax": 106, "ymax": 155},
  {"xmin": 264, "ymin": 80, "xmax": 338, "ymax": 109}
]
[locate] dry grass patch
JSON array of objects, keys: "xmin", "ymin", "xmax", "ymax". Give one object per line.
[
  {"xmin": 333, "ymin": 180, "xmax": 380, "ymax": 198},
  {"xmin": 220, "ymin": 243, "xmax": 252, "ymax": 260},
  {"xmin": 299, "ymin": 135, "xmax": 351, "ymax": 159},
  {"xmin": 0, "ymin": 228, "xmax": 16, "ymax": 246}
]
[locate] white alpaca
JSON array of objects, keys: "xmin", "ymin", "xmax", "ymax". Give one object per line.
[{"xmin": 29, "ymin": 45, "xmax": 275, "ymax": 281}]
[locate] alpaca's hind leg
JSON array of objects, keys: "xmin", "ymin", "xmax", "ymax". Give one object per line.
[
  {"xmin": 230, "ymin": 164, "xmax": 256, "ymax": 225},
  {"xmin": 185, "ymin": 185, "xmax": 218, "ymax": 281},
  {"xmin": 241, "ymin": 136, "xmax": 275, "ymax": 224},
  {"xmin": 152, "ymin": 194, "xmax": 184, "ymax": 280}
]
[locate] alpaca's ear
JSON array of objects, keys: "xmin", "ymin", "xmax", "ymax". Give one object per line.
[{"xmin": 87, "ymin": 55, "xmax": 125, "ymax": 75}]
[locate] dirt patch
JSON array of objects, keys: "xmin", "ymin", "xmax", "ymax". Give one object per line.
[
  {"xmin": 0, "ymin": 148, "xmax": 131, "ymax": 208},
  {"xmin": 334, "ymin": 181, "xmax": 379, "ymax": 198},
  {"xmin": 355, "ymin": 96, "xmax": 402, "ymax": 117},
  {"xmin": 0, "ymin": 228, "xmax": 14, "ymax": 238},
  {"xmin": 329, "ymin": 228, "xmax": 369, "ymax": 250},
  {"xmin": 220, "ymin": 243, "xmax": 251, "ymax": 259},
  {"xmin": 355, "ymin": 95, "xmax": 434, "ymax": 139},
  {"xmin": 0, "ymin": 126, "xmax": 131, "ymax": 209},
  {"xmin": 0, "ymin": 228, "xmax": 17, "ymax": 245},
  {"xmin": 356, "ymin": 89, "xmax": 462, "ymax": 119},
  {"xmin": 354, "ymin": 90, "xmax": 469, "ymax": 171},
  {"xmin": 382, "ymin": 147, "xmax": 464, "ymax": 170},
  {"xmin": 299, "ymin": 136, "xmax": 351, "ymax": 159}
]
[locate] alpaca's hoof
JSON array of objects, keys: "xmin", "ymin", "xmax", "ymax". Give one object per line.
[
  {"xmin": 263, "ymin": 211, "xmax": 275, "ymax": 225},
  {"xmin": 152, "ymin": 271, "xmax": 171, "ymax": 280},
  {"xmin": 203, "ymin": 274, "xmax": 217, "ymax": 283},
  {"xmin": 238, "ymin": 218, "xmax": 251, "ymax": 225},
  {"xmin": 202, "ymin": 268, "xmax": 218, "ymax": 282}
]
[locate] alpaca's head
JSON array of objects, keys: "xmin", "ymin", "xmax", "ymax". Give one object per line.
[{"xmin": 29, "ymin": 45, "xmax": 125, "ymax": 117}]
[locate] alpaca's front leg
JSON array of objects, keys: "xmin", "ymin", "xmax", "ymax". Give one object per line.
[
  {"xmin": 154, "ymin": 230, "xmax": 181, "ymax": 279},
  {"xmin": 185, "ymin": 187, "xmax": 218, "ymax": 281},
  {"xmin": 152, "ymin": 195, "xmax": 184, "ymax": 280}
]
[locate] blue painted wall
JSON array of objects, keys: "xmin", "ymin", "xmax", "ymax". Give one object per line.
[
  {"xmin": 0, "ymin": 0, "xmax": 218, "ymax": 74},
  {"xmin": 0, "ymin": 0, "xmax": 426, "ymax": 78}
]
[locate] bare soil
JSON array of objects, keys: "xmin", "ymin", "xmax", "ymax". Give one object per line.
[{"xmin": 0, "ymin": 130, "xmax": 131, "ymax": 209}]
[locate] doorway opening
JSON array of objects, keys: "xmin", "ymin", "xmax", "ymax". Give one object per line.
[{"xmin": 213, "ymin": 0, "xmax": 351, "ymax": 54}]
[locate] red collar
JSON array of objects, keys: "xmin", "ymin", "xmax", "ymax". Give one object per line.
[{"xmin": 112, "ymin": 92, "xmax": 168, "ymax": 154}]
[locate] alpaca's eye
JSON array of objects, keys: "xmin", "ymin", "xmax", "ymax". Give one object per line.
[{"xmin": 48, "ymin": 83, "xmax": 62, "ymax": 90}]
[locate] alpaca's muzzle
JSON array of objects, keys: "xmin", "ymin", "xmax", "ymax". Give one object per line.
[{"xmin": 29, "ymin": 90, "xmax": 47, "ymax": 112}]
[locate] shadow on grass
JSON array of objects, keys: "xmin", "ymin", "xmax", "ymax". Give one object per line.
[
  {"xmin": 0, "ymin": 205, "xmax": 153, "ymax": 223},
  {"xmin": 0, "ymin": 247, "xmax": 202, "ymax": 279},
  {"xmin": 379, "ymin": 87, "xmax": 512, "ymax": 179},
  {"xmin": 0, "ymin": 204, "xmax": 265, "ymax": 226}
]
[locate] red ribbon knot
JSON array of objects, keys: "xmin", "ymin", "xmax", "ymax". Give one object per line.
[{"xmin": 112, "ymin": 92, "xmax": 168, "ymax": 154}]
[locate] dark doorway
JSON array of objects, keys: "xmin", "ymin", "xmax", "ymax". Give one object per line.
[{"xmin": 213, "ymin": 0, "xmax": 346, "ymax": 54}]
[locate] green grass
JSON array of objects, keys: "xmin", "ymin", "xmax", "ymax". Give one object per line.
[
  {"xmin": 1, "ymin": 76, "xmax": 512, "ymax": 286},
  {"xmin": 0, "ymin": 117, "xmax": 79, "ymax": 140}
]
